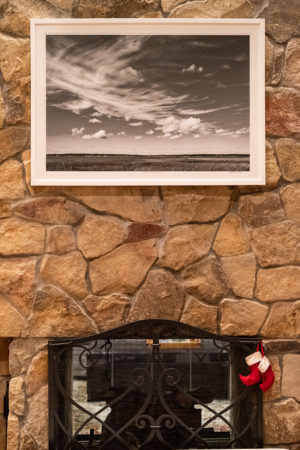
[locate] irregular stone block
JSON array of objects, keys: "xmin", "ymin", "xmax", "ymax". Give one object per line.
[
  {"xmin": 169, "ymin": 0, "xmax": 254, "ymax": 17},
  {"xmin": 40, "ymin": 251, "xmax": 88, "ymax": 300},
  {"xmin": 4, "ymin": 77, "xmax": 31, "ymax": 125},
  {"xmin": 9, "ymin": 339, "xmax": 47, "ymax": 378},
  {"xmin": 23, "ymin": 385, "xmax": 48, "ymax": 450},
  {"xmin": 128, "ymin": 269, "xmax": 184, "ymax": 321},
  {"xmin": 256, "ymin": 266, "xmax": 300, "ymax": 302},
  {"xmin": 271, "ymin": 45, "xmax": 285, "ymax": 85},
  {"xmin": 163, "ymin": 186, "xmax": 231, "ymax": 225},
  {"xmin": 6, "ymin": 413, "xmax": 20, "ymax": 450},
  {"xmin": 26, "ymin": 350, "xmax": 48, "ymax": 396},
  {"xmin": 48, "ymin": 0, "xmax": 73, "ymax": 9},
  {"xmin": 83, "ymin": 294, "xmax": 130, "ymax": 331},
  {"xmin": 281, "ymin": 183, "xmax": 300, "ymax": 223},
  {"xmin": 0, "ymin": 33, "xmax": 30, "ymax": 83},
  {"xmin": 0, "ymin": 257, "xmax": 36, "ymax": 317},
  {"xmin": 263, "ymin": 339, "xmax": 300, "ymax": 354},
  {"xmin": 0, "ymin": 159, "xmax": 26, "ymax": 200},
  {"xmin": 125, "ymin": 222, "xmax": 166, "ymax": 243},
  {"xmin": 264, "ymin": 398, "xmax": 300, "ymax": 444},
  {"xmin": 238, "ymin": 192, "xmax": 284, "ymax": 227},
  {"xmin": 266, "ymin": 87, "xmax": 300, "ymax": 136},
  {"xmin": 22, "ymin": 150, "xmax": 53, "ymax": 196},
  {"xmin": 220, "ymin": 298, "xmax": 268, "ymax": 335},
  {"xmin": 158, "ymin": 223, "xmax": 217, "ymax": 270},
  {"xmin": 0, "ymin": 339, "xmax": 9, "ymax": 375},
  {"xmin": 13, "ymin": 197, "xmax": 86, "ymax": 225},
  {"xmin": 0, "ymin": 0, "xmax": 66, "ymax": 37},
  {"xmin": 72, "ymin": 0, "xmax": 160, "ymax": 18},
  {"xmin": 90, "ymin": 239, "xmax": 157, "ymax": 295},
  {"xmin": 46, "ymin": 225, "xmax": 76, "ymax": 255},
  {"xmin": 221, "ymin": 253, "xmax": 256, "ymax": 298},
  {"xmin": 0, "ymin": 218, "xmax": 44, "ymax": 256},
  {"xmin": 261, "ymin": 0, "xmax": 300, "ymax": 43},
  {"xmin": 0, "ymin": 127, "xmax": 29, "ymax": 163},
  {"xmin": 284, "ymin": 38, "xmax": 300, "ymax": 88},
  {"xmin": 77, "ymin": 215, "xmax": 126, "ymax": 259},
  {"xmin": 0, "ymin": 90, "xmax": 4, "ymax": 129},
  {"xmin": 275, "ymin": 138, "xmax": 300, "ymax": 182},
  {"xmin": 0, "ymin": 201, "xmax": 11, "ymax": 218},
  {"xmin": 9, "ymin": 376, "xmax": 25, "ymax": 416},
  {"xmin": 249, "ymin": 222, "xmax": 300, "ymax": 267},
  {"xmin": 213, "ymin": 214, "xmax": 249, "ymax": 256},
  {"xmin": 65, "ymin": 186, "xmax": 162, "ymax": 222},
  {"xmin": 261, "ymin": 301, "xmax": 300, "ymax": 338},
  {"xmin": 265, "ymin": 36, "xmax": 273, "ymax": 83},
  {"xmin": 22, "ymin": 286, "xmax": 96, "ymax": 337},
  {"xmin": 182, "ymin": 255, "xmax": 229, "ymax": 305},
  {"xmin": 180, "ymin": 296, "xmax": 217, "ymax": 333},
  {"xmin": 263, "ymin": 356, "xmax": 281, "ymax": 403},
  {"xmin": 282, "ymin": 354, "xmax": 300, "ymax": 402},
  {"xmin": 0, "ymin": 295, "xmax": 24, "ymax": 337}
]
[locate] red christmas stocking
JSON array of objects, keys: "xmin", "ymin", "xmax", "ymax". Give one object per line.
[
  {"xmin": 258, "ymin": 356, "xmax": 275, "ymax": 392},
  {"xmin": 239, "ymin": 350, "xmax": 263, "ymax": 386}
]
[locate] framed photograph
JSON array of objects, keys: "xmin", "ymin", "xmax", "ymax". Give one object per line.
[{"xmin": 31, "ymin": 18, "xmax": 265, "ymax": 186}]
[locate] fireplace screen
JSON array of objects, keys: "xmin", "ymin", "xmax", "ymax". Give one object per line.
[{"xmin": 48, "ymin": 319, "xmax": 263, "ymax": 449}]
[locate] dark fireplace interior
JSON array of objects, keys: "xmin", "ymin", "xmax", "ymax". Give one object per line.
[{"xmin": 49, "ymin": 320, "xmax": 263, "ymax": 449}]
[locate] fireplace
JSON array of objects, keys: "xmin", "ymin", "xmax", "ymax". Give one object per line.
[{"xmin": 48, "ymin": 320, "xmax": 262, "ymax": 449}]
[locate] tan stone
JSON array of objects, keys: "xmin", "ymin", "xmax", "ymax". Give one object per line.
[
  {"xmin": 0, "ymin": 33, "xmax": 30, "ymax": 83},
  {"xmin": 169, "ymin": 0, "xmax": 254, "ymax": 17},
  {"xmin": 128, "ymin": 270, "xmax": 185, "ymax": 321},
  {"xmin": 281, "ymin": 183, "xmax": 300, "ymax": 223},
  {"xmin": 22, "ymin": 286, "xmax": 96, "ymax": 337},
  {"xmin": 284, "ymin": 38, "xmax": 300, "ymax": 88},
  {"xmin": 0, "ymin": 378, "xmax": 7, "ymax": 414},
  {"xmin": 0, "ymin": 415, "xmax": 7, "ymax": 450},
  {"xmin": 22, "ymin": 150, "xmax": 53, "ymax": 196},
  {"xmin": 9, "ymin": 376, "xmax": 25, "ymax": 416},
  {"xmin": 46, "ymin": 225, "xmax": 76, "ymax": 255},
  {"xmin": 264, "ymin": 398, "xmax": 300, "ymax": 444},
  {"xmin": 77, "ymin": 215, "xmax": 126, "ymax": 259},
  {"xmin": 0, "ymin": 0, "xmax": 66, "ymax": 37},
  {"xmin": 182, "ymin": 255, "xmax": 229, "ymax": 305},
  {"xmin": 9, "ymin": 339, "xmax": 47, "ymax": 378},
  {"xmin": 125, "ymin": 222, "xmax": 166, "ymax": 243},
  {"xmin": 262, "ymin": 0, "xmax": 300, "ymax": 44},
  {"xmin": 48, "ymin": 0, "xmax": 73, "ymax": 9},
  {"xmin": 65, "ymin": 186, "xmax": 162, "ymax": 222},
  {"xmin": 6, "ymin": 413, "xmax": 20, "ymax": 450},
  {"xmin": 0, "ymin": 218, "xmax": 44, "ymax": 256},
  {"xmin": 4, "ymin": 76, "xmax": 31, "ymax": 125},
  {"xmin": 249, "ymin": 222, "xmax": 300, "ymax": 267},
  {"xmin": 238, "ymin": 192, "xmax": 285, "ymax": 228},
  {"xmin": 255, "ymin": 267, "xmax": 300, "ymax": 302},
  {"xmin": 238, "ymin": 141, "xmax": 281, "ymax": 194},
  {"xmin": 266, "ymin": 87, "xmax": 300, "ymax": 136},
  {"xmin": 0, "ymin": 90, "xmax": 4, "ymax": 129},
  {"xmin": 0, "ymin": 295, "xmax": 25, "ymax": 337},
  {"xmin": 180, "ymin": 296, "xmax": 217, "ymax": 333},
  {"xmin": 271, "ymin": 45, "xmax": 285, "ymax": 85},
  {"xmin": 213, "ymin": 214, "xmax": 249, "ymax": 256},
  {"xmin": 220, "ymin": 298, "xmax": 268, "ymax": 335},
  {"xmin": 72, "ymin": 0, "xmax": 160, "ymax": 18},
  {"xmin": 0, "ymin": 126, "xmax": 29, "ymax": 163},
  {"xmin": 90, "ymin": 239, "xmax": 157, "ymax": 295},
  {"xmin": 26, "ymin": 350, "xmax": 48, "ymax": 396},
  {"xmin": 158, "ymin": 223, "xmax": 217, "ymax": 271},
  {"xmin": 13, "ymin": 197, "xmax": 86, "ymax": 225},
  {"xmin": 261, "ymin": 301, "xmax": 300, "ymax": 338},
  {"xmin": 0, "ymin": 257, "xmax": 36, "ymax": 317},
  {"xmin": 263, "ymin": 356, "xmax": 281, "ymax": 403},
  {"xmin": 162, "ymin": 0, "xmax": 184, "ymax": 11},
  {"xmin": 141, "ymin": 10, "xmax": 163, "ymax": 17},
  {"xmin": 282, "ymin": 354, "xmax": 300, "ymax": 401},
  {"xmin": 0, "ymin": 339, "xmax": 9, "ymax": 376},
  {"xmin": 20, "ymin": 431, "xmax": 38, "ymax": 450},
  {"xmin": 0, "ymin": 201, "xmax": 11, "ymax": 218},
  {"xmin": 275, "ymin": 138, "xmax": 300, "ymax": 182},
  {"xmin": 83, "ymin": 294, "xmax": 130, "ymax": 331},
  {"xmin": 40, "ymin": 251, "xmax": 88, "ymax": 300},
  {"xmin": 162, "ymin": 186, "xmax": 231, "ymax": 225},
  {"xmin": 265, "ymin": 37, "xmax": 273, "ymax": 83},
  {"xmin": 23, "ymin": 385, "xmax": 48, "ymax": 450},
  {"xmin": 221, "ymin": 253, "xmax": 256, "ymax": 298},
  {"xmin": 0, "ymin": 159, "xmax": 26, "ymax": 200}
]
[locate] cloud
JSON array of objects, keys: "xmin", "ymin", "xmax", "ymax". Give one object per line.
[
  {"xmin": 72, "ymin": 127, "xmax": 85, "ymax": 136},
  {"xmin": 117, "ymin": 131, "xmax": 126, "ymax": 136},
  {"xmin": 82, "ymin": 129, "xmax": 107, "ymax": 139},
  {"xmin": 221, "ymin": 64, "xmax": 231, "ymax": 70},
  {"xmin": 89, "ymin": 118, "xmax": 102, "ymax": 123},
  {"xmin": 156, "ymin": 115, "xmax": 213, "ymax": 137},
  {"xmin": 146, "ymin": 130, "xmax": 154, "ymax": 135},
  {"xmin": 178, "ymin": 104, "xmax": 240, "ymax": 116},
  {"xmin": 91, "ymin": 111, "xmax": 102, "ymax": 117},
  {"xmin": 182, "ymin": 64, "xmax": 203, "ymax": 73},
  {"xmin": 235, "ymin": 127, "xmax": 249, "ymax": 135},
  {"xmin": 235, "ymin": 53, "xmax": 248, "ymax": 62},
  {"xmin": 129, "ymin": 122, "xmax": 143, "ymax": 126},
  {"xmin": 134, "ymin": 136, "xmax": 143, "ymax": 139}
]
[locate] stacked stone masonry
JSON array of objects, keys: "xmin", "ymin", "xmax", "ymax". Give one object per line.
[{"xmin": 0, "ymin": 0, "xmax": 299, "ymax": 448}]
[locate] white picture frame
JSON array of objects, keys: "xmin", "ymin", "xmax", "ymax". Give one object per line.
[{"xmin": 31, "ymin": 18, "xmax": 265, "ymax": 186}]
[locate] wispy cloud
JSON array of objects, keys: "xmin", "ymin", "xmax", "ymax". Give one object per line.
[
  {"xmin": 82, "ymin": 129, "xmax": 107, "ymax": 139},
  {"xmin": 182, "ymin": 64, "xmax": 203, "ymax": 73},
  {"xmin": 129, "ymin": 122, "xmax": 143, "ymax": 126},
  {"xmin": 89, "ymin": 118, "xmax": 102, "ymax": 123},
  {"xmin": 72, "ymin": 127, "xmax": 85, "ymax": 136}
]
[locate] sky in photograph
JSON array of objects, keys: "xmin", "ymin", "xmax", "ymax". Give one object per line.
[{"xmin": 46, "ymin": 34, "xmax": 250, "ymax": 155}]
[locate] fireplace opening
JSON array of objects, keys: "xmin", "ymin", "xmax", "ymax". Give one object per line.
[{"xmin": 49, "ymin": 319, "xmax": 263, "ymax": 449}]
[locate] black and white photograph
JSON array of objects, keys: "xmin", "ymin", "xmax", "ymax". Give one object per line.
[{"xmin": 31, "ymin": 19, "xmax": 265, "ymax": 185}]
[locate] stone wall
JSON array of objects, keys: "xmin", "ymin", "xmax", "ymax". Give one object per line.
[{"xmin": 0, "ymin": 0, "xmax": 299, "ymax": 448}]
